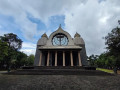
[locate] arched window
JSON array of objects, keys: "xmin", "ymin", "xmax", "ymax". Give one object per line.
[{"xmin": 52, "ymin": 33, "xmax": 68, "ymax": 46}]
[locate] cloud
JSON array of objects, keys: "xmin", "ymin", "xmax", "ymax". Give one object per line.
[
  {"xmin": 0, "ymin": 29, "xmax": 9, "ymax": 36},
  {"xmin": 20, "ymin": 42, "xmax": 36, "ymax": 56},
  {"xmin": 22, "ymin": 42, "xmax": 36, "ymax": 49},
  {"xmin": 0, "ymin": 0, "xmax": 120, "ymax": 56},
  {"xmin": 0, "ymin": 0, "xmax": 87, "ymax": 40},
  {"xmin": 0, "ymin": 25, "xmax": 11, "ymax": 36},
  {"xmin": 0, "ymin": 0, "xmax": 37, "ymax": 41},
  {"xmin": 64, "ymin": 0, "xmax": 120, "ymax": 55},
  {"xmin": 20, "ymin": 48, "xmax": 36, "ymax": 56}
]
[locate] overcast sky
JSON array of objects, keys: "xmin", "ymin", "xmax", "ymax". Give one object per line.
[{"xmin": 0, "ymin": 0, "xmax": 120, "ymax": 56}]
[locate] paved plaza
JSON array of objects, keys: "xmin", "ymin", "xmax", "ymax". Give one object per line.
[{"xmin": 0, "ymin": 73, "xmax": 120, "ymax": 90}]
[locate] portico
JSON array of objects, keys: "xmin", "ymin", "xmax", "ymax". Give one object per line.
[{"xmin": 39, "ymin": 50, "xmax": 82, "ymax": 66}]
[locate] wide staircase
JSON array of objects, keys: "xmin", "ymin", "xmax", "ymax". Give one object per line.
[{"xmin": 8, "ymin": 66, "xmax": 114, "ymax": 76}]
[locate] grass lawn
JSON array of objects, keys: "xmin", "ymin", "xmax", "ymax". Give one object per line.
[{"xmin": 97, "ymin": 68, "xmax": 114, "ymax": 74}]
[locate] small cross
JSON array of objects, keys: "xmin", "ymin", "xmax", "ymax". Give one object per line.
[{"xmin": 59, "ymin": 24, "xmax": 61, "ymax": 28}]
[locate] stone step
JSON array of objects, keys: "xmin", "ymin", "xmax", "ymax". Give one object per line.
[
  {"xmin": 34, "ymin": 66, "xmax": 84, "ymax": 69},
  {"xmin": 22, "ymin": 66, "xmax": 96, "ymax": 70},
  {"xmin": 8, "ymin": 69, "xmax": 113, "ymax": 76}
]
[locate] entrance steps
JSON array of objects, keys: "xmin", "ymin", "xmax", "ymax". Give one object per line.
[
  {"xmin": 34, "ymin": 66, "xmax": 84, "ymax": 69},
  {"xmin": 8, "ymin": 66, "xmax": 113, "ymax": 76}
]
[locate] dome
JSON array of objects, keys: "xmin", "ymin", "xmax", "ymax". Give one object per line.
[
  {"xmin": 37, "ymin": 33, "xmax": 48, "ymax": 45},
  {"xmin": 74, "ymin": 32, "xmax": 81, "ymax": 37},
  {"xmin": 74, "ymin": 33, "xmax": 85, "ymax": 45},
  {"xmin": 41, "ymin": 33, "xmax": 48, "ymax": 38}
]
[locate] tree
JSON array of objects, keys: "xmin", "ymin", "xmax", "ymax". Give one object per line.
[
  {"xmin": 0, "ymin": 33, "xmax": 22, "ymax": 51},
  {"xmin": 15, "ymin": 51, "xmax": 28, "ymax": 68},
  {"xmin": 0, "ymin": 40, "xmax": 8, "ymax": 60},
  {"xmin": 95, "ymin": 53, "xmax": 107, "ymax": 68},
  {"xmin": 105, "ymin": 56, "xmax": 116, "ymax": 69},
  {"xmin": 0, "ymin": 40, "xmax": 8, "ymax": 69},
  {"xmin": 27, "ymin": 54, "xmax": 34, "ymax": 66},
  {"xmin": 105, "ymin": 27, "xmax": 120, "ymax": 67},
  {"xmin": 0, "ymin": 33, "xmax": 22, "ymax": 69},
  {"xmin": 104, "ymin": 21, "xmax": 120, "ymax": 74},
  {"xmin": 88, "ymin": 54, "xmax": 98, "ymax": 66}
]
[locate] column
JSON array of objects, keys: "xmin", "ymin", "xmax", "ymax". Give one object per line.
[
  {"xmin": 70, "ymin": 51, "xmax": 73, "ymax": 66},
  {"xmin": 78, "ymin": 51, "xmax": 82, "ymax": 66},
  {"xmin": 55, "ymin": 51, "xmax": 57, "ymax": 66},
  {"xmin": 63, "ymin": 51, "xmax": 65, "ymax": 66},
  {"xmin": 47, "ymin": 51, "xmax": 50, "ymax": 66},
  {"xmin": 39, "ymin": 51, "xmax": 42, "ymax": 66}
]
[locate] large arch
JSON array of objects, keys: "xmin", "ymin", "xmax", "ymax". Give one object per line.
[{"xmin": 46, "ymin": 27, "xmax": 74, "ymax": 46}]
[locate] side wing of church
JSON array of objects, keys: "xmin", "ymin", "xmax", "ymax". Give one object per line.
[{"xmin": 34, "ymin": 25, "xmax": 88, "ymax": 66}]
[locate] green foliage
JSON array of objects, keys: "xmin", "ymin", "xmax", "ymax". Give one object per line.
[
  {"xmin": 88, "ymin": 54, "xmax": 98, "ymax": 66},
  {"xmin": 105, "ymin": 27, "xmax": 120, "ymax": 53},
  {"xmin": 105, "ymin": 56, "xmax": 116, "ymax": 68},
  {"xmin": 27, "ymin": 54, "xmax": 34, "ymax": 66},
  {"xmin": 11, "ymin": 52, "xmax": 35, "ymax": 68},
  {"xmin": 0, "ymin": 40, "xmax": 8, "ymax": 61},
  {"xmin": 89, "ymin": 53, "xmax": 116, "ymax": 69},
  {"xmin": 0, "ymin": 33, "xmax": 23, "ymax": 69},
  {"xmin": 95, "ymin": 53, "xmax": 107, "ymax": 67},
  {"xmin": 15, "ymin": 51, "xmax": 28, "ymax": 68},
  {"xmin": 105, "ymin": 27, "xmax": 120, "ymax": 67},
  {"xmin": 0, "ymin": 33, "xmax": 35, "ymax": 70}
]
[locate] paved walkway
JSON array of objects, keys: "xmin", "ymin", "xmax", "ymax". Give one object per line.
[
  {"xmin": 0, "ymin": 71, "xmax": 7, "ymax": 74},
  {"xmin": 0, "ymin": 74, "xmax": 120, "ymax": 90}
]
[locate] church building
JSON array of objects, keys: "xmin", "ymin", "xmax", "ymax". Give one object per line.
[{"xmin": 34, "ymin": 25, "xmax": 88, "ymax": 67}]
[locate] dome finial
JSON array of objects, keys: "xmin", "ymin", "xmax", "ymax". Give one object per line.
[
  {"xmin": 57, "ymin": 24, "xmax": 64, "ymax": 31},
  {"xmin": 59, "ymin": 24, "xmax": 61, "ymax": 28}
]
